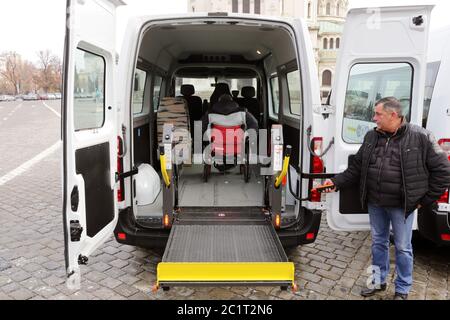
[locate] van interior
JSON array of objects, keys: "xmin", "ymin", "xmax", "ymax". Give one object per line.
[{"xmin": 129, "ymin": 20, "xmax": 303, "ymax": 227}]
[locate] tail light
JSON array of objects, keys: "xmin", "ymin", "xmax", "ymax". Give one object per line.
[
  {"xmin": 441, "ymin": 234, "xmax": 450, "ymax": 241},
  {"xmin": 438, "ymin": 139, "xmax": 450, "ymax": 161},
  {"xmin": 117, "ymin": 137, "xmax": 125, "ymax": 202},
  {"xmin": 164, "ymin": 214, "xmax": 171, "ymax": 228},
  {"xmin": 310, "ymin": 137, "xmax": 324, "ymax": 202},
  {"xmin": 438, "ymin": 190, "xmax": 449, "ymax": 204},
  {"xmin": 437, "ymin": 139, "xmax": 450, "ymax": 203},
  {"xmin": 306, "ymin": 233, "xmax": 315, "ymax": 240}
]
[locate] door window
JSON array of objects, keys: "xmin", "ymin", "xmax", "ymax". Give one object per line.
[
  {"xmin": 423, "ymin": 61, "xmax": 440, "ymax": 128},
  {"xmin": 133, "ymin": 69, "xmax": 147, "ymax": 115},
  {"xmin": 152, "ymin": 75, "xmax": 163, "ymax": 111},
  {"xmin": 342, "ymin": 63, "xmax": 413, "ymax": 143},
  {"xmin": 270, "ymin": 77, "xmax": 280, "ymax": 115},
  {"xmin": 287, "ymin": 70, "xmax": 302, "ymax": 116},
  {"xmin": 73, "ymin": 49, "xmax": 106, "ymax": 131}
]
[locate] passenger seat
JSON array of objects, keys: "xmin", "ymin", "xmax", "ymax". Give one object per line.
[
  {"xmin": 240, "ymin": 86, "xmax": 260, "ymax": 121},
  {"xmin": 181, "ymin": 84, "xmax": 203, "ymax": 139},
  {"xmin": 209, "ymin": 83, "xmax": 232, "ymax": 110}
]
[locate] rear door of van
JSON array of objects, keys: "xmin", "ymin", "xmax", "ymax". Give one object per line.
[
  {"xmin": 62, "ymin": 0, "xmax": 125, "ymax": 287},
  {"xmin": 326, "ymin": 6, "xmax": 433, "ymax": 231}
]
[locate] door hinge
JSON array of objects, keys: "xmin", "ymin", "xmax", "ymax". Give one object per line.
[
  {"xmin": 116, "ymin": 166, "xmax": 139, "ymax": 183},
  {"xmin": 78, "ymin": 255, "xmax": 89, "ymax": 266},
  {"xmin": 70, "ymin": 221, "xmax": 83, "ymax": 242}
]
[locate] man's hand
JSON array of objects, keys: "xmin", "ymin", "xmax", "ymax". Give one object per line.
[
  {"xmin": 313, "ymin": 180, "xmax": 336, "ymax": 193},
  {"xmin": 417, "ymin": 204, "xmax": 422, "ymax": 210}
]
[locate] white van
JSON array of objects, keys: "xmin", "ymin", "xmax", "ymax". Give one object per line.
[
  {"xmin": 62, "ymin": 1, "xmax": 433, "ymax": 290},
  {"xmin": 324, "ymin": 6, "xmax": 449, "ymax": 245},
  {"xmin": 416, "ymin": 25, "xmax": 450, "ymax": 245}
]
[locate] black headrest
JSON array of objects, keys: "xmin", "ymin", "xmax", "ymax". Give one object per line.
[
  {"xmin": 241, "ymin": 86, "xmax": 256, "ymax": 99},
  {"xmin": 211, "ymin": 99, "xmax": 243, "ymax": 116},
  {"xmin": 181, "ymin": 84, "xmax": 195, "ymax": 97},
  {"xmin": 219, "ymin": 94, "xmax": 234, "ymax": 103},
  {"xmin": 211, "ymin": 83, "xmax": 231, "ymax": 97}
]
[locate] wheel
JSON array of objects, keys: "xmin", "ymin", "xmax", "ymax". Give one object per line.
[
  {"xmin": 244, "ymin": 163, "xmax": 250, "ymax": 183},
  {"xmin": 243, "ymin": 139, "xmax": 250, "ymax": 183},
  {"xmin": 203, "ymin": 165, "xmax": 211, "ymax": 183}
]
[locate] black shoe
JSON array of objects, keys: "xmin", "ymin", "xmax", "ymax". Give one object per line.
[
  {"xmin": 393, "ymin": 292, "xmax": 408, "ymax": 300},
  {"xmin": 360, "ymin": 283, "xmax": 387, "ymax": 297}
]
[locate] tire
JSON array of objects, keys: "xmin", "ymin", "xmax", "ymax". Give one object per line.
[
  {"xmin": 203, "ymin": 165, "xmax": 210, "ymax": 183},
  {"xmin": 244, "ymin": 139, "xmax": 250, "ymax": 183}
]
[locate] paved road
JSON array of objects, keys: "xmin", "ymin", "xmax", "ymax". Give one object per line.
[{"xmin": 0, "ymin": 100, "xmax": 449, "ymax": 300}]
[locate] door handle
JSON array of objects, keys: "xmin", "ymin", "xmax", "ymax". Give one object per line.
[{"xmin": 71, "ymin": 186, "xmax": 79, "ymax": 212}]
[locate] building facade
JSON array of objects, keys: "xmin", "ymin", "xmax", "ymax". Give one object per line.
[{"xmin": 188, "ymin": 0, "xmax": 348, "ymax": 102}]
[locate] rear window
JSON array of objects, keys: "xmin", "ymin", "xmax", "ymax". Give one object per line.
[
  {"xmin": 175, "ymin": 77, "xmax": 257, "ymax": 102},
  {"xmin": 73, "ymin": 48, "xmax": 105, "ymax": 131},
  {"xmin": 342, "ymin": 63, "xmax": 413, "ymax": 143}
]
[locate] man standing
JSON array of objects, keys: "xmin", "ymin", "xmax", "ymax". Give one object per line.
[{"xmin": 323, "ymin": 97, "xmax": 450, "ymax": 300}]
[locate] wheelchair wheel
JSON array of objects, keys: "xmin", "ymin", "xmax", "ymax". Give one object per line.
[
  {"xmin": 203, "ymin": 165, "xmax": 211, "ymax": 183},
  {"xmin": 243, "ymin": 140, "xmax": 250, "ymax": 183}
]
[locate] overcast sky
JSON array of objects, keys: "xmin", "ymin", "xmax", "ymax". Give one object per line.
[{"xmin": 0, "ymin": 0, "xmax": 448, "ymax": 62}]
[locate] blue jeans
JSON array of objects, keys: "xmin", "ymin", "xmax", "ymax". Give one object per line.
[{"xmin": 368, "ymin": 204, "xmax": 414, "ymax": 295}]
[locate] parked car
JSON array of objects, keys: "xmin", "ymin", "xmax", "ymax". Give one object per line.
[
  {"xmin": 0, "ymin": 95, "xmax": 16, "ymax": 102},
  {"xmin": 23, "ymin": 93, "xmax": 39, "ymax": 101}
]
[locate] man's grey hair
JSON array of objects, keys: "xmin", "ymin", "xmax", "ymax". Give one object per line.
[{"xmin": 375, "ymin": 97, "xmax": 404, "ymax": 118}]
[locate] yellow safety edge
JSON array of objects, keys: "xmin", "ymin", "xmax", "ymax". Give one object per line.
[
  {"xmin": 160, "ymin": 154, "xmax": 171, "ymax": 187},
  {"xmin": 275, "ymin": 155, "xmax": 291, "ymax": 188},
  {"xmin": 157, "ymin": 262, "xmax": 295, "ymax": 286}
]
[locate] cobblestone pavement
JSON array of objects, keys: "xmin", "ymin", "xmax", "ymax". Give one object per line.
[{"xmin": 0, "ymin": 101, "xmax": 449, "ymax": 300}]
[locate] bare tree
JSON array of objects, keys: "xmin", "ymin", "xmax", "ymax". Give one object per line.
[
  {"xmin": 21, "ymin": 61, "xmax": 39, "ymax": 94},
  {"xmin": 36, "ymin": 50, "xmax": 62, "ymax": 93},
  {"xmin": 0, "ymin": 51, "xmax": 23, "ymax": 95}
]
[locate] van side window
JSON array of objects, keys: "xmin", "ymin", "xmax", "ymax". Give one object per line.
[
  {"xmin": 133, "ymin": 69, "xmax": 147, "ymax": 115},
  {"xmin": 73, "ymin": 48, "xmax": 105, "ymax": 131},
  {"xmin": 152, "ymin": 75, "xmax": 163, "ymax": 111},
  {"xmin": 342, "ymin": 63, "xmax": 413, "ymax": 143},
  {"xmin": 423, "ymin": 61, "xmax": 441, "ymax": 128},
  {"xmin": 270, "ymin": 77, "xmax": 280, "ymax": 115},
  {"xmin": 286, "ymin": 70, "xmax": 302, "ymax": 116}
]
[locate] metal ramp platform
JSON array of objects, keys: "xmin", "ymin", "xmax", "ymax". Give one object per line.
[{"xmin": 156, "ymin": 207, "xmax": 295, "ymax": 289}]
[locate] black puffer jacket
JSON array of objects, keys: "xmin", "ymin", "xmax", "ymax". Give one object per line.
[
  {"xmin": 331, "ymin": 123, "xmax": 450, "ymax": 216},
  {"xmin": 365, "ymin": 126, "xmax": 405, "ymax": 208}
]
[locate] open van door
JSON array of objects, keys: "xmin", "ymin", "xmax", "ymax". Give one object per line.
[
  {"xmin": 327, "ymin": 6, "xmax": 433, "ymax": 231},
  {"xmin": 62, "ymin": 0, "xmax": 125, "ymax": 286}
]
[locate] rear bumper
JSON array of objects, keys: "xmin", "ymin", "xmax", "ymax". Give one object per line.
[
  {"xmin": 278, "ymin": 208, "xmax": 322, "ymax": 247},
  {"xmin": 417, "ymin": 203, "xmax": 450, "ymax": 246},
  {"xmin": 114, "ymin": 208, "xmax": 170, "ymax": 248},
  {"xmin": 114, "ymin": 207, "xmax": 323, "ymax": 249}
]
